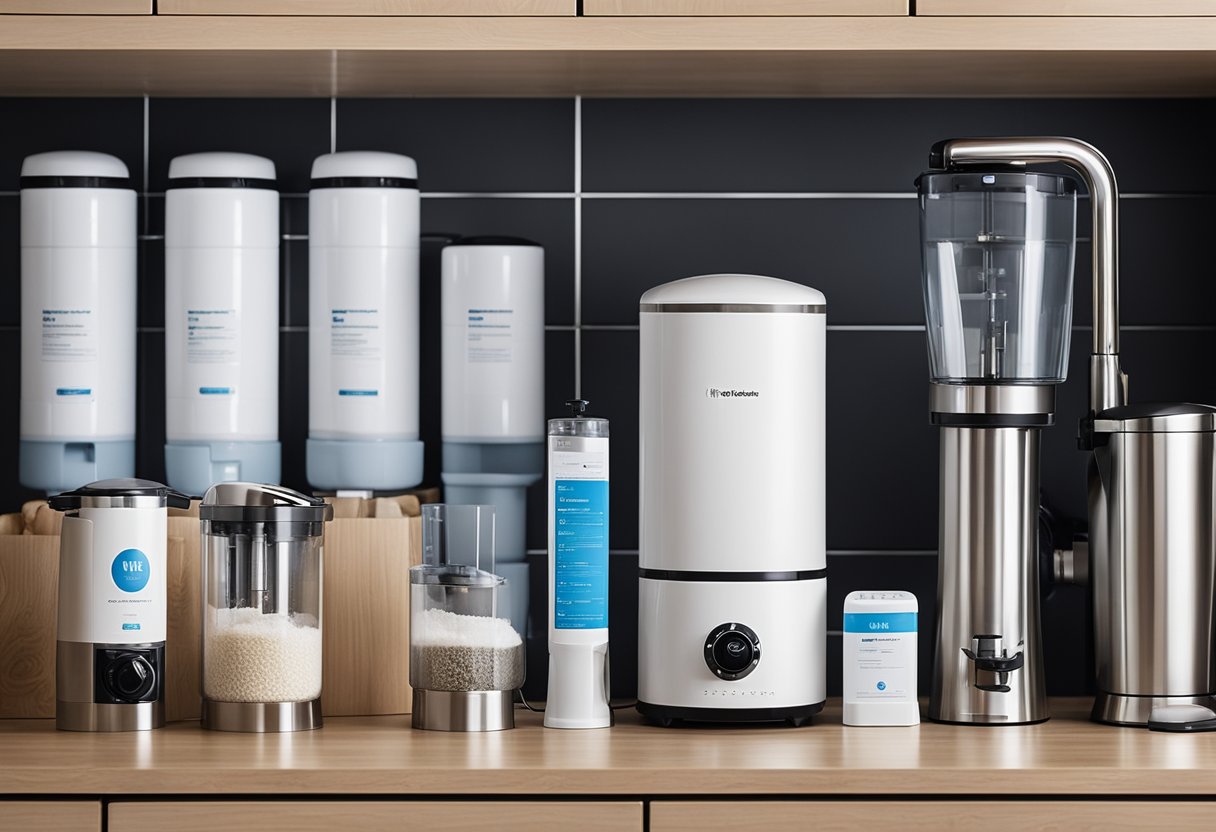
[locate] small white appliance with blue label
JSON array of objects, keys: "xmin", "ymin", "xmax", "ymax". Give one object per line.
[
  {"xmin": 50, "ymin": 479, "xmax": 190, "ymax": 732},
  {"xmin": 843, "ymin": 590, "xmax": 920, "ymax": 726}
]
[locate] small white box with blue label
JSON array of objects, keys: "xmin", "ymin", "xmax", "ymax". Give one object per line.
[{"xmin": 843, "ymin": 590, "xmax": 920, "ymax": 726}]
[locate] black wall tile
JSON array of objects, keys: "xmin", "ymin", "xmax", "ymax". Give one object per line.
[
  {"xmin": 136, "ymin": 330, "xmax": 167, "ymax": 486},
  {"xmin": 278, "ymin": 330, "xmax": 309, "ymax": 493},
  {"xmin": 583, "ymin": 197, "xmax": 920, "ymax": 326},
  {"xmin": 280, "ymin": 240, "xmax": 307, "ymax": 329},
  {"xmin": 0, "ymin": 98, "xmax": 144, "ymax": 192},
  {"xmin": 338, "ymin": 99, "xmax": 574, "ymax": 193},
  {"xmin": 421, "ymin": 197, "xmax": 575, "ymax": 325},
  {"xmin": 0, "ymin": 331, "xmax": 43, "ymax": 510},
  {"xmin": 0, "ymin": 196, "xmax": 16, "ymax": 327},
  {"xmin": 138, "ymin": 238, "xmax": 164, "ymax": 330},
  {"xmin": 148, "ymin": 99, "xmax": 331, "ymax": 193},
  {"xmin": 583, "ymin": 99, "xmax": 1216, "ymax": 194}
]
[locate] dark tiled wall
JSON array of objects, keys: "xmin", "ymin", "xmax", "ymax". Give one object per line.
[{"xmin": 2, "ymin": 98, "xmax": 1213, "ymax": 705}]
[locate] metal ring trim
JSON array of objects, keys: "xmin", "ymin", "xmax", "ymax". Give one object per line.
[{"xmin": 640, "ymin": 303, "xmax": 826, "ymax": 314}]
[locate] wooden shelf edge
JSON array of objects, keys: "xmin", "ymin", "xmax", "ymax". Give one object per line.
[{"xmin": 3, "ymin": 15, "xmax": 1216, "ymax": 96}]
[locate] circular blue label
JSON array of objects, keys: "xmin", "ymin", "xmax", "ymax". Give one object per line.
[
  {"xmin": 876, "ymin": 681, "xmax": 887, "ymax": 691},
  {"xmin": 111, "ymin": 549, "xmax": 150, "ymax": 593}
]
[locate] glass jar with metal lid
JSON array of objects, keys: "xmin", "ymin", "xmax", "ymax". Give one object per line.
[{"xmin": 200, "ymin": 482, "xmax": 332, "ymax": 732}]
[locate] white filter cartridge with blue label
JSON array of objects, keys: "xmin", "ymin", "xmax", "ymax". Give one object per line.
[
  {"xmin": 843, "ymin": 590, "xmax": 920, "ymax": 726},
  {"xmin": 545, "ymin": 400, "xmax": 611, "ymax": 729}
]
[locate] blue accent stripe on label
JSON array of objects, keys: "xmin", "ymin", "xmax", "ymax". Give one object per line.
[
  {"xmin": 844, "ymin": 612, "xmax": 918, "ymax": 633},
  {"xmin": 122, "ymin": 623, "xmax": 141, "ymax": 630},
  {"xmin": 199, "ymin": 387, "xmax": 233, "ymax": 395},
  {"xmin": 339, "ymin": 389, "xmax": 379, "ymax": 397},
  {"xmin": 55, "ymin": 388, "xmax": 92, "ymax": 396}
]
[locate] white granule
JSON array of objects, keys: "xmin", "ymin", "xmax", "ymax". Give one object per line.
[
  {"xmin": 411, "ymin": 608, "xmax": 525, "ymax": 691},
  {"xmin": 204, "ymin": 607, "xmax": 323, "ymax": 703},
  {"xmin": 412, "ymin": 607, "xmax": 523, "ymax": 649}
]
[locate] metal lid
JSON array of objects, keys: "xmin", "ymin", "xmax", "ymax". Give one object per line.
[
  {"xmin": 549, "ymin": 399, "xmax": 610, "ymax": 438},
  {"xmin": 199, "ymin": 482, "xmax": 333, "ymax": 523},
  {"xmin": 916, "ymin": 170, "xmax": 1078, "ymax": 196},
  {"xmin": 49, "ymin": 479, "xmax": 191, "ymax": 511},
  {"xmin": 1094, "ymin": 402, "xmax": 1216, "ymax": 434}
]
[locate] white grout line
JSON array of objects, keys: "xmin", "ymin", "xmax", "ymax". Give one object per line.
[
  {"xmin": 142, "ymin": 95, "xmax": 150, "ymax": 235},
  {"xmin": 330, "ymin": 96, "xmax": 337, "ymax": 154},
  {"xmin": 50, "ymin": 191, "xmax": 1216, "ymax": 202},
  {"xmin": 582, "ymin": 192, "xmax": 917, "ymax": 200},
  {"xmin": 422, "ymin": 192, "xmax": 575, "ymax": 199},
  {"xmin": 574, "ymin": 323, "xmax": 1216, "ymax": 333},
  {"xmin": 574, "ymin": 95, "xmax": 583, "ymax": 400},
  {"xmin": 522, "ymin": 548, "xmax": 939, "ymax": 557}
]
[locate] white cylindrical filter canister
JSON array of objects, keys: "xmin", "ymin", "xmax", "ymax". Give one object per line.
[
  {"xmin": 164, "ymin": 153, "xmax": 281, "ymax": 498},
  {"xmin": 545, "ymin": 401, "xmax": 610, "ymax": 729},
  {"xmin": 307, "ymin": 151, "xmax": 422, "ymax": 491},
  {"xmin": 19, "ymin": 151, "xmax": 137, "ymax": 494},
  {"xmin": 441, "ymin": 237, "xmax": 545, "ymax": 637},
  {"xmin": 843, "ymin": 591, "xmax": 920, "ymax": 727}
]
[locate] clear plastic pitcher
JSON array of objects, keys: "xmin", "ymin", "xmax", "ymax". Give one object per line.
[
  {"xmin": 409, "ymin": 504, "xmax": 524, "ymax": 694},
  {"xmin": 918, "ymin": 171, "xmax": 1077, "ymax": 384}
]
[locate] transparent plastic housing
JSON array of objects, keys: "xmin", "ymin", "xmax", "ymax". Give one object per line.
[
  {"xmin": 201, "ymin": 519, "xmax": 324, "ymax": 704},
  {"xmin": 919, "ymin": 171, "xmax": 1077, "ymax": 384},
  {"xmin": 408, "ymin": 504, "xmax": 525, "ymax": 693}
]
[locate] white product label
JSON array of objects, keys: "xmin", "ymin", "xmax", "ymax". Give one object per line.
[
  {"xmin": 186, "ymin": 308, "xmax": 239, "ymax": 365},
  {"xmin": 844, "ymin": 611, "xmax": 917, "ymax": 702},
  {"xmin": 551, "ymin": 450, "xmax": 606, "ymax": 480},
  {"xmin": 41, "ymin": 306, "xmax": 97, "ymax": 362},
  {"xmin": 331, "ymin": 307, "xmax": 382, "ymax": 360},
  {"xmin": 466, "ymin": 307, "xmax": 514, "ymax": 364}
]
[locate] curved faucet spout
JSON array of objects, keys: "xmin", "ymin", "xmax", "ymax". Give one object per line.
[{"xmin": 931, "ymin": 137, "xmax": 1126, "ymax": 414}]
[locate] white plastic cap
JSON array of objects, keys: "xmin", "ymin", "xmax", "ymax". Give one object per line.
[
  {"xmin": 640, "ymin": 273, "xmax": 826, "ymax": 307},
  {"xmin": 544, "ymin": 641, "xmax": 611, "ymax": 730},
  {"xmin": 21, "ymin": 150, "xmax": 129, "ymax": 179},
  {"xmin": 310, "ymin": 151, "xmax": 417, "ymax": 180},
  {"xmin": 168, "ymin": 151, "xmax": 276, "ymax": 181}
]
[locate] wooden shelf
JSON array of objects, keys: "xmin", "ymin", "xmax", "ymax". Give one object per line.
[
  {"xmin": 3, "ymin": 14, "xmax": 1216, "ymax": 96},
  {"xmin": 2, "ymin": 700, "xmax": 1216, "ymax": 797}
]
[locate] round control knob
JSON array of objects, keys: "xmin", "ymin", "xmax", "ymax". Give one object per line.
[
  {"xmin": 104, "ymin": 653, "xmax": 156, "ymax": 702},
  {"xmin": 704, "ymin": 622, "xmax": 761, "ymax": 681}
]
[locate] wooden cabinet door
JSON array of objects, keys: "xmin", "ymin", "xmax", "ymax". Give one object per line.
[
  {"xmin": 652, "ymin": 801, "xmax": 1216, "ymax": 831},
  {"xmin": 584, "ymin": 0, "xmax": 907, "ymax": 13},
  {"xmin": 157, "ymin": 0, "xmax": 575, "ymax": 14},
  {"xmin": 0, "ymin": 802, "xmax": 101, "ymax": 832},
  {"xmin": 110, "ymin": 801, "xmax": 643, "ymax": 832},
  {"xmin": 917, "ymin": 1, "xmax": 1216, "ymax": 14},
  {"xmin": 0, "ymin": 1, "xmax": 150, "ymax": 11}
]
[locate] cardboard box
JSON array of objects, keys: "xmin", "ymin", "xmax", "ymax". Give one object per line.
[
  {"xmin": 1, "ymin": 491, "xmax": 430, "ymax": 720},
  {"xmin": 321, "ymin": 493, "xmax": 424, "ymax": 716}
]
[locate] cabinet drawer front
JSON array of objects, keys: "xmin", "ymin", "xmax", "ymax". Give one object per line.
[
  {"xmin": 0, "ymin": 801, "xmax": 101, "ymax": 832},
  {"xmin": 157, "ymin": 1, "xmax": 575, "ymax": 13},
  {"xmin": 110, "ymin": 801, "xmax": 642, "ymax": 832},
  {"xmin": 0, "ymin": 1, "xmax": 150, "ymax": 11},
  {"xmin": 918, "ymin": 1, "xmax": 1216, "ymax": 14},
  {"xmin": 652, "ymin": 801, "xmax": 1216, "ymax": 831},
  {"xmin": 584, "ymin": 0, "xmax": 906, "ymax": 13}
]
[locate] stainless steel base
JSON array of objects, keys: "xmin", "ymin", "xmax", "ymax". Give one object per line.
[
  {"xmin": 57, "ymin": 699, "xmax": 164, "ymax": 732},
  {"xmin": 202, "ymin": 699, "xmax": 323, "ymax": 733},
  {"xmin": 1092, "ymin": 692, "xmax": 1216, "ymax": 727},
  {"xmin": 412, "ymin": 689, "xmax": 515, "ymax": 732}
]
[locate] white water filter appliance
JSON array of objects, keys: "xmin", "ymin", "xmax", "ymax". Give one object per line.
[
  {"xmin": 308, "ymin": 152, "xmax": 422, "ymax": 491},
  {"xmin": 545, "ymin": 400, "xmax": 611, "ymax": 729},
  {"xmin": 51, "ymin": 479, "xmax": 190, "ymax": 732},
  {"xmin": 20, "ymin": 152, "xmax": 136, "ymax": 494},
  {"xmin": 637, "ymin": 274, "xmax": 827, "ymax": 726},
  {"xmin": 441, "ymin": 238, "xmax": 544, "ymax": 636},
  {"xmin": 164, "ymin": 153, "xmax": 281, "ymax": 497}
]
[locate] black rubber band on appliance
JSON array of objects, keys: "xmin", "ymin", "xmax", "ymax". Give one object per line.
[
  {"xmin": 165, "ymin": 177, "xmax": 278, "ymax": 190},
  {"xmin": 20, "ymin": 176, "xmax": 133, "ymax": 189},
  {"xmin": 638, "ymin": 568, "xmax": 826, "ymax": 582},
  {"xmin": 309, "ymin": 176, "xmax": 418, "ymax": 189}
]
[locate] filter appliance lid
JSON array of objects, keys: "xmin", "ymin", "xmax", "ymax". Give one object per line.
[
  {"xmin": 310, "ymin": 150, "xmax": 417, "ymax": 189},
  {"xmin": 167, "ymin": 152, "xmax": 277, "ymax": 189},
  {"xmin": 49, "ymin": 479, "xmax": 191, "ymax": 511},
  {"xmin": 640, "ymin": 273, "xmax": 825, "ymax": 313},
  {"xmin": 200, "ymin": 482, "xmax": 333, "ymax": 523},
  {"xmin": 1094, "ymin": 402, "xmax": 1216, "ymax": 434},
  {"xmin": 20, "ymin": 151, "xmax": 132, "ymax": 189},
  {"xmin": 447, "ymin": 235, "xmax": 541, "ymax": 249}
]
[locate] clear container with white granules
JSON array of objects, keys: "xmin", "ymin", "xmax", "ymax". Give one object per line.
[
  {"xmin": 410, "ymin": 504, "xmax": 523, "ymax": 732},
  {"xmin": 200, "ymin": 483, "xmax": 332, "ymax": 732}
]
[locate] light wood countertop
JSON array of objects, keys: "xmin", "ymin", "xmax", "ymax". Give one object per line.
[{"xmin": 1, "ymin": 699, "xmax": 1214, "ymax": 797}]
